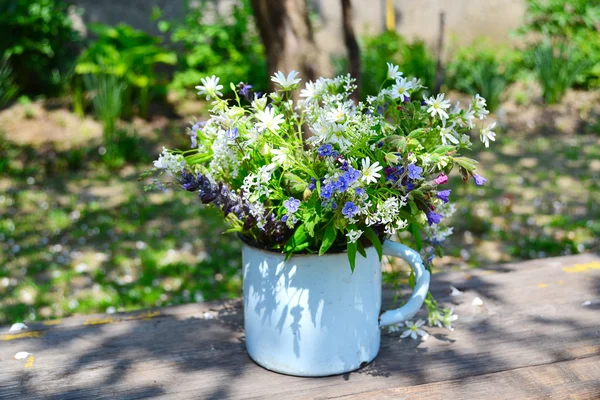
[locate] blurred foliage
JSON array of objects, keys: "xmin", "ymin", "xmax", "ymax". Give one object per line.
[
  {"xmin": 157, "ymin": 0, "xmax": 267, "ymax": 96},
  {"xmin": 519, "ymin": 0, "xmax": 600, "ymax": 88},
  {"xmin": 0, "ymin": 0, "xmax": 81, "ymax": 96},
  {"xmin": 529, "ymin": 41, "xmax": 591, "ymax": 104},
  {"xmin": 446, "ymin": 39, "xmax": 522, "ymax": 111},
  {"xmin": 359, "ymin": 31, "xmax": 435, "ymax": 100},
  {"xmin": 75, "ymin": 24, "xmax": 176, "ymax": 118},
  {"xmin": 0, "ymin": 56, "xmax": 18, "ymax": 108}
]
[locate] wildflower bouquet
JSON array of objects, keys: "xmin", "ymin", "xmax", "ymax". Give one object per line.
[{"xmin": 150, "ymin": 65, "xmax": 495, "ymax": 271}]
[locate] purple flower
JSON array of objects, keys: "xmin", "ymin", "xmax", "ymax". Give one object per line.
[
  {"xmin": 339, "ymin": 160, "xmax": 349, "ymax": 171},
  {"xmin": 331, "ymin": 201, "xmax": 338, "ymax": 210},
  {"xmin": 281, "ymin": 215, "xmax": 289, "ymax": 222},
  {"xmin": 406, "ymin": 182, "xmax": 415, "ymax": 191},
  {"xmin": 283, "ymin": 197, "xmax": 301, "ymax": 213},
  {"xmin": 308, "ymin": 178, "xmax": 317, "ymax": 191},
  {"xmin": 408, "ymin": 164, "xmax": 423, "ymax": 180},
  {"xmin": 436, "ymin": 189, "xmax": 451, "ymax": 203},
  {"xmin": 434, "ymin": 173, "xmax": 449, "ymax": 185},
  {"xmin": 238, "ymin": 83, "xmax": 253, "ymax": 100},
  {"xmin": 226, "ymin": 127, "xmax": 239, "ymax": 140},
  {"xmin": 355, "ymin": 188, "xmax": 366, "ymax": 198},
  {"xmin": 318, "ymin": 144, "xmax": 333, "ymax": 157},
  {"xmin": 321, "ymin": 184, "xmax": 334, "ymax": 199},
  {"xmin": 427, "ymin": 211, "xmax": 443, "ymax": 226},
  {"xmin": 473, "ymin": 174, "xmax": 487, "ymax": 186},
  {"xmin": 342, "ymin": 201, "xmax": 359, "ymax": 219},
  {"xmin": 344, "ymin": 167, "xmax": 360, "ymax": 183},
  {"xmin": 377, "ymin": 141, "xmax": 384, "ymax": 148}
]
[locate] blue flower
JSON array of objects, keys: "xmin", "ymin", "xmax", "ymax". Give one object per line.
[
  {"xmin": 238, "ymin": 83, "xmax": 253, "ymax": 100},
  {"xmin": 427, "ymin": 211, "xmax": 443, "ymax": 226},
  {"xmin": 355, "ymin": 188, "xmax": 367, "ymax": 198},
  {"xmin": 436, "ymin": 189, "xmax": 451, "ymax": 203},
  {"xmin": 377, "ymin": 141, "xmax": 384, "ymax": 148},
  {"xmin": 331, "ymin": 201, "xmax": 338, "ymax": 210},
  {"xmin": 226, "ymin": 127, "xmax": 239, "ymax": 140},
  {"xmin": 321, "ymin": 184, "xmax": 334, "ymax": 199},
  {"xmin": 344, "ymin": 167, "xmax": 361, "ymax": 183},
  {"xmin": 335, "ymin": 175, "xmax": 349, "ymax": 192},
  {"xmin": 283, "ymin": 197, "xmax": 301, "ymax": 213},
  {"xmin": 321, "ymin": 200, "xmax": 338, "ymax": 210},
  {"xmin": 408, "ymin": 164, "xmax": 423, "ymax": 180},
  {"xmin": 406, "ymin": 182, "xmax": 415, "ymax": 191},
  {"xmin": 308, "ymin": 178, "xmax": 317, "ymax": 191},
  {"xmin": 342, "ymin": 201, "xmax": 359, "ymax": 219},
  {"xmin": 473, "ymin": 174, "xmax": 487, "ymax": 186},
  {"xmin": 318, "ymin": 144, "xmax": 333, "ymax": 157},
  {"xmin": 281, "ymin": 215, "xmax": 289, "ymax": 222}
]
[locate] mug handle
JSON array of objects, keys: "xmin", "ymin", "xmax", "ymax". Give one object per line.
[{"xmin": 379, "ymin": 240, "xmax": 431, "ymax": 327}]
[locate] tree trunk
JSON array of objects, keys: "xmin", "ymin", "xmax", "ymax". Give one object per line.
[
  {"xmin": 340, "ymin": 0, "xmax": 360, "ymax": 100},
  {"xmin": 250, "ymin": 0, "xmax": 328, "ymax": 86}
]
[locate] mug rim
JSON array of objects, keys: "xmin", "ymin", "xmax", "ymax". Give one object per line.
[{"xmin": 238, "ymin": 233, "xmax": 378, "ymax": 257}]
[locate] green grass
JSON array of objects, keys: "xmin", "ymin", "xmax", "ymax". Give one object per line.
[{"xmin": 1, "ymin": 129, "xmax": 599, "ymax": 324}]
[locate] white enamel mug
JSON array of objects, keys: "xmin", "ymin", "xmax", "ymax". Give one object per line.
[{"xmin": 242, "ymin": 240, "xmax": 430, "ymax": 376}]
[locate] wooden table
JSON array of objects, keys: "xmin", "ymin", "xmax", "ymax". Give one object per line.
[{"xmin": 2, "ymin": 254, "xmax": 599, "ymax": 399}]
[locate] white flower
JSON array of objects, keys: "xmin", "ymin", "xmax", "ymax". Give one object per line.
[
  {"xmin": 255, "ymin": 107, "xmax": 285, "ymax": 133},
  {"xmin": 439, "ymin": 119, "xmax": 458, "ymax": 145},
  {"xmin": 472, "ymin": 297, "xmax": 484, "ymax": 306},
  {"xmin": 386, "ymin": 62, "xmax": 402, "ymax": 80},
  {"xmin": 389, "ymin": 77, "xmax": 412, "ymax": 102},
  {"xmin": 361, "ymin": 157, "xmax": 383, "ymax": 184},
  {"xmin": 400, "ymin": 319, "xmax": 429, "ymax": 340},
  {"xmin": 473, "ymin": 94, "xmax": 489, "ymax": 119},
  {"xmin": 154, "ymin": 147, "xmax": 185, "ymax": 176},
  {"xmin": 441, "ymin": 307, "xmax": 458, "ymax": 331},
  {"xmin": 346, "ymin": 229, "xmax": 363, "ymax": 243},
  {"xmin": 428, "ymin": 309, "xmax": 443, "ymax": 328},
  {"xmin": 13, "ymin": 351, "xmax": 31, "ymax": 360},
  {"xmin": 424, "ymin": 93, "xmax": 451, "ymax": 120},
  {"xmin": 480, "ymin": 122, "xmax": 497, "ymax": 148},
  {"xmin": 325, "ymin": 103, "xmax": 350, "ymax": 124},
  {"xmin": 195, "ymin": 75, "xmax": 223, "ymax": 100},
  {"xmin": 271, "ymin": 70, "xmax": 301, "ymax": 90},
  {"xmin": 299, "ymin": 81, "xmax": 317, "ymax": 103},
  {"xmin": 463, "ymin": 105, "xmax": 476, "ymax": 128},
  {"xmin": 9, "ymin": 323, "xmax": 28, "ymax": 332},
  {"xmin": 387, "ymin": 323, "xmax": 402, "ymax": 333},
  {"xmin": 270, "ymin": 147, "xmax": 292, "ymax": 168}
]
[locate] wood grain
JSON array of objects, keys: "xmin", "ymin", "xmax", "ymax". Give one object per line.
[{"xmin": 1, "ymin": 253, "xmax": 598, "ymax": 399}]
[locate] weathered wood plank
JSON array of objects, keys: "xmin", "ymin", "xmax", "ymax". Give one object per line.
[{"xmin": 0, "ymin": 254, "xmax": 598, "ymax": 399}]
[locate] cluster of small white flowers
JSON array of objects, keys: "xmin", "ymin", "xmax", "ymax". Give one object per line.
[
  {"xmin": 346, "ymin": 229, "xmax": 363, "ymax": 243},
  {"xmin": 209, "ymin": 130, "xmax": 240, "ymax": 180},
  {"xmin": 153, "ymin": 147, "xmax": 185, "ymax": 176},
  {"xmin": 241, "ymin": 165, "xmax": 274, "ymax": 203},
  {"xmin": 365, "ymin": 196, "xmax": 408, "ymax": 235}
]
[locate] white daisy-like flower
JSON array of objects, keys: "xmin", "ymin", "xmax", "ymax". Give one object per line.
[
  {"xmin": 299, "ymin": 81, "xmax": 317, "ymax": 103},
  {"xmin": 325, "ymin": 103, "xmax": 350, "ymax": 124},
  {"xmin": 480, "ymin": 121, "xmax": 497, "ymax": 148},
  {"xmin": 271, "ymin": 70, "xmax": 301, "ymax": 90},
  {"xmin": 441, "ymin": 307, "xmax": 458, "ymax": 331},
  {"xmin": 345, "ymin": 229, "xmax": 363, "ymax": 243},
  {"xmin": 439, "ymin": 119, "xmax": 459, "ymax": 145},
  {"xmin": 400, "ymin": 319, "xmax": 429, "ymax": 340},
  {"xmin": 361, "ymin": 157, "xmax": 383, "ymax": 184},
  {"xmin": 270, "ymin": 147, "xmax": 292, "ymax": 168},
  {"xmin": 428, "ymin": 310, "xmax": 443, "ymax": 328},
  {"xmin": 424, "ymin": 93, "xmax": 451, "ymax": 120},
  {"xmin": 473, "ymin": 94, "xmax": 489, "ymax": 120},
  {"xmin": 386, "ymin": 62, "xmax": 402, "ymax": 80},
  {"xmin": 389, "ymin": 77, "xmax": 412, "ymax": 102},
  {"xmin": 255, "ymin": 107, "xmax": 285, "ymax": 133},
  {"xmin": 195, "ymin": 75, "xmax": 223, "ymax": 100}
]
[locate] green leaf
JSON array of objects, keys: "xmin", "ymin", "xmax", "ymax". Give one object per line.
[
  {"xmin": 408, "ymin": 128, "xmax": 426, "ymax": 138},
  {"xmin": 410, "ymin": 222, "xmax": 423, "ymax": 251},
  {"xmin": 364, "ymin": 227, "xmax": 383, "ymax": 261},
  {"xmin": 357, "ymin": 241, "xmax": 367, "ymax": 258},
  {"xmin": 319, "ymin": 224, "xmax": 337, "ymax": 255},
  {"xmin": 453, "ymin": 156, "xmax": 479, "ymax": 172},
  {"xmin": 347, "ymin": 241, "xmax": 357, "ymax": 272},
  {"xmin": 284, "ymin": 224, "xmax": 307, "ymax": 253},
  {"xmin": 284, "ymin": 172, "xmax": 308, "ymax": 193},
  {"xmin": 433, "ymin": 145, "xmax": 455, "ymax": 155}
]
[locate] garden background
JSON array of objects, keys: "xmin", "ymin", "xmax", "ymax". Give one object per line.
[{"xmin": 0, "ymin": 0, "xmax": 598, "ymax": 324}]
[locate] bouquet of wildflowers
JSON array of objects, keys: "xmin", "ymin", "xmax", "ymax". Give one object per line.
[{"xmin": 150, "ymin": 64, "xmax": 495, "ymax": 273}]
